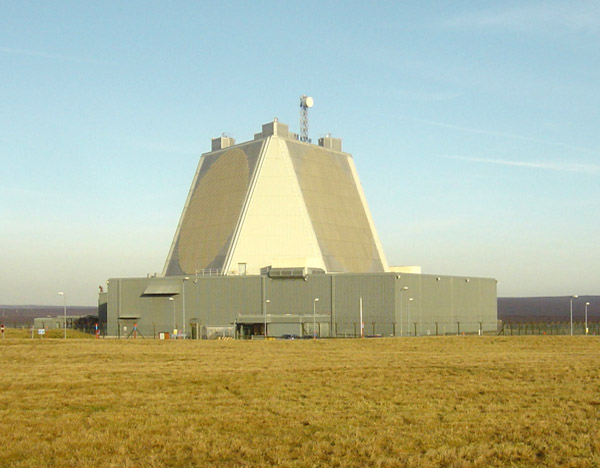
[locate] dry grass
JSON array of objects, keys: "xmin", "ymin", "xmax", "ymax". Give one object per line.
[
  {"xmin": 1, "ymin": 335, "xmax": 599, "ymax": 467},
  {"xmin": 2, "ymin": 328, "xmax": 94, "ymax": 340}
]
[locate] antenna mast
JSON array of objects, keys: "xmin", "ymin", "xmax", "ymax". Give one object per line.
[{"xmin": 299, "ymin": 95, "xmax": 314, "ymax": 142}]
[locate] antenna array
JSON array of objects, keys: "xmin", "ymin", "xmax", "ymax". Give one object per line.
[{"xmin": 299, "ymin": 95, "xmax": 314, "ymax": 142}]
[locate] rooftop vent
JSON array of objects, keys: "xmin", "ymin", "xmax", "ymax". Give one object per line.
[
  {"xmin": 255, "ymin": 119, "xmax": 289, "ymax": 140},
  {"xmin": 318, "ymin": 135, "xmax": 342, "ymax": 151},
  {"xmin": 212, "ymin": 134, "xmax": 235, "ymax": 151}
]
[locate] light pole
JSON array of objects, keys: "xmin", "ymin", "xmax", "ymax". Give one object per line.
[
  {"xmin": 264, "ymin": 299, "xmax": 270, "ymax": 337},
  {"xmin": 169, "ymin": 297, "xmax": 175, "ymax": 336},
  {"xmin": 408, "ymin": 298, "xmax": 414, "ymax": 336},
  {"xmin": 399, "ymin": 286, "xmax": 408, "ymax": 337},
  {"xmin": 313, "ymin": 298, "xmax": 319, "ymax": 339},
  {"xmin": 182, "ymin": 276, "xmax": 189, "ymax": 339},
  {"xmin": 585, "ymin": 302, "xmax": 590, "ymax": 335},
  {"xmin": 570, "ymin": 295, "xmax": 578, "ymax": 336},
  {"xmin": 58, "ymin": 292, "xmax": 66, "ymax": 339}
]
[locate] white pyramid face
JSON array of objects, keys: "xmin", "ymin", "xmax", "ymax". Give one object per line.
[{"xmin": 163, "ymin": 122, "xmax": 388, "ymax": 276}]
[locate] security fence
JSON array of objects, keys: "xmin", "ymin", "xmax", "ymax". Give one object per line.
[
  {"xmin": 72, "ymin": 320, "xmax": 600, "ymax": 338},
  {"xmin": 332, "ymin": 321, "xmax": 496, "ymax": 338},
  {"xmin": 499, "ymin": 321, "xmax": 599, "ymax": 336}
]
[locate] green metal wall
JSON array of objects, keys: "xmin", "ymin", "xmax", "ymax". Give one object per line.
[
  {"xmin": 105, "ymin": 272, "xmax": 497, "ymax": 338},
  {"xmin": 332, "ymin": 274, "xmax": 396, "ymax": 337},
  {"xmin": 106, "ymin": 276, "xmax": 262, "ymax": 337},
  {"xmin": 395, "ymin": 274, "xmax": 497, "ymax": 336}
]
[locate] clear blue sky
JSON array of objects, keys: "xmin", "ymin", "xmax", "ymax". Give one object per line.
[{"xmin": 2, "ymin": 1, "xmax": 599, "ymax": 306}]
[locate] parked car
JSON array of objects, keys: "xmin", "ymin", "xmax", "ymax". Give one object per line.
[{"xmin": 281, "ymin": 334, "xmax": 300, "ymax": 340}]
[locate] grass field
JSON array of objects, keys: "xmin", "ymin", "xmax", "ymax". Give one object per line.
[{"xmin": 1, "ymin": 334, "xmax": 599, "ymax": 467}]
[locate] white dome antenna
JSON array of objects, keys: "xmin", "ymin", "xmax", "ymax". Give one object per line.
[{"xmin": 299, "ymin": 95, "xmax": 314, "ymax": 142}]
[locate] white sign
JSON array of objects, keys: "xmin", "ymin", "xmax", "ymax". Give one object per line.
[{"xmin": 38, "ymin": 329, "xmax": 46, "ymax": 335}]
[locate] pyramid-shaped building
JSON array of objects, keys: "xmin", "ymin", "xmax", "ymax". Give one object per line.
[
  {"xmin": 163, "ymin": 120, "xmax": 389, "ymax": 277},
  {"xmin": 100, "ymin": 117, "xmax": 497, "ymax": 339}
]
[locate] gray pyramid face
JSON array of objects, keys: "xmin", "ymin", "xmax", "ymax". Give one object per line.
[{"xmin": 163, "ymin": 120, "xmax": 389, "ymax": 276}]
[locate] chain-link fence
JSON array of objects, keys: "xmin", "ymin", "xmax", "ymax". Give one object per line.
[
  {"xmin": 331, "ymin": 321, "xmax": 497, "ymax": 337},
  {"xmin": 499, "ymin": 321, "xmax": 599, "ymax": 336}
]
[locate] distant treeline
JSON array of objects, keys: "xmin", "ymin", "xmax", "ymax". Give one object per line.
[
  {"xmin": 0, "ymin": 305, "xmax": 98, "ymax": 327},
  {"xmin": 498, "ymin": 296, "xmax": 599, "ymax": 323}
]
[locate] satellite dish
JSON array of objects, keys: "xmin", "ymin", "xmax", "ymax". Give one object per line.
[{"xmin": 305, "ymin": 96, "xmax": 314, "ymax": 108}]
